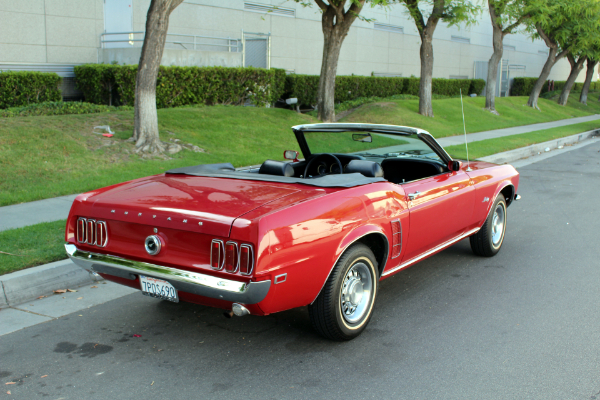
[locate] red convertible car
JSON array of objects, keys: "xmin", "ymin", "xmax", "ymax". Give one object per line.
[{"xmin": 65, "ymin": 123, "xmax": 520, "ymax": 340}]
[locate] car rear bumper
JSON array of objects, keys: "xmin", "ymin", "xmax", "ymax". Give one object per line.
[{"xmin": 64, "ymin": 244, "xmax": 270, "ymax": 304}]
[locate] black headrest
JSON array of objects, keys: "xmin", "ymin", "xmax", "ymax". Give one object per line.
[
  {"xmin": 259, "ymin": 160, "xmax": 294, "ymax": 177},
  {"xmin": 345, "ymin": 160, "xmax": 384, "ymax": 178}
]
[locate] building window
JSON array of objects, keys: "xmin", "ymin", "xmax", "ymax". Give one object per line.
[
  {"xmin": 451, "ymin": 35, "xmax": 470, "ymax": 44},
  {"xmin": 504, "ymin": 45, "xmax": 516, "ymax": 51},
  {"xmin": 449, "ymin": 75, "xmax": 469, "ymax": 79},
  {"xmin": 244, "ymin": 2, "xmax": 295, "ymax": 17},
  {"xmin": 373, "ymin": 23, "xmax": 404, "ymax": 34}
]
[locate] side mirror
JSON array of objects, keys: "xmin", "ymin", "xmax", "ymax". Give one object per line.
[
  {"xmin": 284, "ymin": 150, "xmax": 299, "ymax": 162},
  {"xmin": 448, "ymin": 160, "xmax": 462, "ymax": 172}
]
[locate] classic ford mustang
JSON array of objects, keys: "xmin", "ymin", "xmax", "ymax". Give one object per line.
[{"xmin": 65, "ymin": 123, "xmax": 520, "ymax": 340}]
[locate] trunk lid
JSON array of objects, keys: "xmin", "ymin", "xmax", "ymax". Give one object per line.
[{"xmin": 86, "ymin": 174, "xmax": 304, "ymax": 237}]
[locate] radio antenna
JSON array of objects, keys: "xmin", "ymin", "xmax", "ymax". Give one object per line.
[{"xmin": 460, "ymin": 89, "xmax": 472, "ymax": 172}]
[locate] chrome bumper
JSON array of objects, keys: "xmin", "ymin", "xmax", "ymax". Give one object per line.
[{"xmin": 65, "ymin": 244, "xmax": 270, "ymax": 304}]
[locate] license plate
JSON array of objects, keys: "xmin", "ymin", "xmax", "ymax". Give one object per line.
[{"xmin": 140, "ymin": 275, "xmax": 179, "ymax": 303}]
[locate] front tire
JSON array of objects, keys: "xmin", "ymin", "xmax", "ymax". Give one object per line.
[
  {"xmin": 308, "ymin": 243, "xmax": 378, "ymax": 341},
  {"xmin": 470, "ymin": 194, "xmax": 507, "ymax": 257}
]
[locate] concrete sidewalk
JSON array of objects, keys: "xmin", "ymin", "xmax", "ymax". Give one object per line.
[
  {"xmin": 436, "ymin": 114, "xmax": 600, "ymax": 147},
  {"xmin": 1, "ymin": 114, "xmax": 599, "ymax": 233},
  {"xmin": 0, "ymin": 193, "xmax": 78, "ymax": 232}
]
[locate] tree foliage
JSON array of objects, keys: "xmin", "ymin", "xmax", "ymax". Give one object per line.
[{"xmin": 524, "ymin": 0, "xmax": 600, "ymax": 108}]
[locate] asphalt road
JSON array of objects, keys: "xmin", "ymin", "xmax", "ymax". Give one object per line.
[{"xmin": 2, "ymin": 141, "xmax": 600, "ymax": 400}]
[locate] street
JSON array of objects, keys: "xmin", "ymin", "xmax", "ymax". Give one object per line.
[{"xmin": 2, "ymin": 141, "xmax": 600, "ymax": 400}]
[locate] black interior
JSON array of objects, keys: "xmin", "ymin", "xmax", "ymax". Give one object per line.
[
  {"xmin": 259, "ymin": 160, "xmax": 295, "ymax": 177},
  {"xmin": 345, "ymin": 160, "xmax": 384, "ymax": 178},
  {"xmin": 381, "ymin": 158, "xmax": 446, "ymax": 184}
]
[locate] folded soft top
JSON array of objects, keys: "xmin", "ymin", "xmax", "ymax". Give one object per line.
[{"xmin": 165, "ymin": 163, "xmax": 385, "ymax": 188}]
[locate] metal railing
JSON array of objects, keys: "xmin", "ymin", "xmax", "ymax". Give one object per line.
[{"xmin": 100, "ymin": 31, "xmax": 241, "ymax": 52}]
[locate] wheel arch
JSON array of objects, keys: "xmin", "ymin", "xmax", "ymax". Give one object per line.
[
  {"xmin": 310, "ymin": 225, "xmax": 389, "ymax": 304},
  {"xmin": 500, "ymin": 184, "xmax": 515, "ymax": 207}
]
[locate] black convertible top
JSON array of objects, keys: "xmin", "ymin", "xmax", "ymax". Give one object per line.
[{"xmin": 166, "ymin": 163, "xmax": 385, "ymax": 188}]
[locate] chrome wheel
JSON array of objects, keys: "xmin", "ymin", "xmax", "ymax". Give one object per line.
[
  {"xmin": 340, "ymin": 262, "xmax": 373, "ymax": 324},
  {"xmin": 491, "ymin": 203, "xmax": 506, "ymax": 247}
]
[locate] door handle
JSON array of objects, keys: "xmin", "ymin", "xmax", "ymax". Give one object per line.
[{"xmin": 408, "ymin": 191, "xmax": 421, "ymax": 201}]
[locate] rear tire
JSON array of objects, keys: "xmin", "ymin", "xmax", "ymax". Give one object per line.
[
  {"xmin": 470, "ymin": 194, "xmax": 507, "ymax": 257},
  {"xmin": 308, "ymin": 243, "xmax": 378, "ymax": 341}
]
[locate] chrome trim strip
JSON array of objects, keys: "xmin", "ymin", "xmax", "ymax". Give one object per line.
[
  {"xmin": 210, "ymin": 239, "xmax": 225, "ymax": 271},
  {"xmin": 65, "ymin": 244, "xmax": 270, "ymax": 304},
  {"xmin": 239, "ymin": 244, "xmax": 254, "ymax": 276},
  {"xmin": 382, "ymin": 227, "xmax": 480, "ymax": 277},
  {"xmin": 225, "ymin": 241, "xmax": 239, "ymax": 273},
  {"xmin": 390, "ymin": 219, "xmax": 402, "ymax": 259}
]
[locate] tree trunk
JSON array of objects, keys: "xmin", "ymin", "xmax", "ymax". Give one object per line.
[
  {"xmin": 418, "ymin": 32, "xmax": 436, "ymax": 117},
  {"xmin": 558, "ymin": 55, "xmax": 586, "ymax": 106},
  {"xmin": 317, "ymin": 23, "xmax": 345, "ymax": 122},
  {"xmin": 527, "ymin": 47, "xmax": 561, "ymax": 109},
  {"xmin": 485, "ymin": 22, "xmax": 503, "ymax": 114},
  {"xmin": 579, "ymin": 59, "xmax": 597, "ymax": 105},
  {"xmin": 316, "ymin": 2, "xmax": 363, "ymax": 122},
  {"xmin": 133, "ymin": 0, "xmax": 183, "ymax": 153}
]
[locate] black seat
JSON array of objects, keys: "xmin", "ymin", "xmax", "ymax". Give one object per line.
[
  {"xmin": 259, "ymin": 160, "xmax": 294, "ymax": 177},
  {"xmin": 381, "ymin": 158, "xmax": 445, "ymax": 183},
  {"xmin": 345, "ymin": 160, "xmax": 384, "ymax": 178}
]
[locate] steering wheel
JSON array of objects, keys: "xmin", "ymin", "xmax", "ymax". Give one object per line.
[{"xmin": 303, "ymin": 153, "xmax": 343, "ymax": 178}]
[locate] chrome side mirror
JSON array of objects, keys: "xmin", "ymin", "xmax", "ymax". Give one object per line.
[
  {"xmin": 284, "ymin": 150, "xmax": 299, "ymax": 162},
  {"xmin": 448, "ymin": 160, "xmax": 462, "ymax": 172}
]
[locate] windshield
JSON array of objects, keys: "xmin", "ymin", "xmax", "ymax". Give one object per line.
[{"xmin": 302, "ymin": 132, "xmax": 444, "ymax": 164}]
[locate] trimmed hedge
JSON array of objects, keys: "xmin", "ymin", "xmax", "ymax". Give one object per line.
[
  {"xmin": 285, "ymin": 75, "xmax": 486, "ymax": 105},
  {"xmin": 0, "ymin": 101, "xmax": 132, "ymax": 118},
  {"xmin": 0, "ymin": 71, "xmax": 62, "ymax": 109},
  {"xmin": 510, "ymin": 77, "xmax": 600, "ymax": 96},
  {"xmin": 75, "ymin": 65, "xmax": 287, "ymax": 108}
]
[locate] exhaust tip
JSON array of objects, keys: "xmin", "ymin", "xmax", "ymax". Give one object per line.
[
  {"xmin": 223, "ymin": 310, "xmax": 234, "ymax": 318},
  {"xmin": 232, "ymin": 303, "xmax": 250, "ymax": 317}
]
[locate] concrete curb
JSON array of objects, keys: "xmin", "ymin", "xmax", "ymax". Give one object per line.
[
  {"xmin": 0, "ymin": 259, "xmax": 102, "ymax": 308},
  {"xmin": 479, "ymin": 129, "xmax": 599, "ymax": 165}
]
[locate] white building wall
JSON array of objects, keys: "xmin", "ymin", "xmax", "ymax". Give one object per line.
[
  {"xmin": 0, "ymin": 0, "xmax": 104, "ymax": 64},
  {"xmin": 0, "ymin": 0, "xmax": 589, "ymax": 84}
]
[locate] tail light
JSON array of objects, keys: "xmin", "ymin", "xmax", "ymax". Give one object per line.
[
  {"xmin": 77, "ymin": 217, "xmax": 108, "ymax": 247},
  {"xmin": 225, "ymin": 242, "xmax": 238, "ymax": 273},
  {"xmin": 391, "ymin": 219, "xmax": 402, "ymax": 258},
  {"xmin": 210, "ymin": 240, "xmax": 254, "ymax": 275},
  {"xmin": 211, "ymin": 239, "xmax": 224, "ymax": 270},
  {"xmin": 239, "ymin": 244, "xmax": 254, "ymax": 275}
]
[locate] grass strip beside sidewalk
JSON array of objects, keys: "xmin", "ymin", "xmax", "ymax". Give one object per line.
[
  {"xmin": 0, "ymin": 220, "xmax": 67, "ymax": 275},
  {"xmin": 445, "ymin": 120, "xmax": 600, "ymax": 160}
]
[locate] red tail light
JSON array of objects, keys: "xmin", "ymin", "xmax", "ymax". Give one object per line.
[
  {"xmin": 211, "ymin": 239, "xmax": 224, "ymax": 270},
  {"xmin": 225, "ymin": 242, "xmax": 238, "ymax": 273},
  {"xmin": 239, "ymin": 244, "xmax": 254, "ymax": 275},
  {"xmin": 391, "ymin": 219, "xmax": 402, "ymax": 258},
  {"xmin": 86, "ymin": 219, "xmax": 96, "ymax": 245},
  {"xmin": 96, "ymin": 221, "xmax": 108, "ymax": 247},
  {"xmin": 77, "ymin": 218, "xmax": 86, "ymax": 243}
]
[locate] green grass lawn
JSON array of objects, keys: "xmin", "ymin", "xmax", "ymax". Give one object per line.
[
  {"xmin": 446, "ymin": 120, "xmax": 600, "ymax": 160},
  {"xmin": 0, "ymin": 220, "xmax": 67, "ymax": 275},
  {"xmin": 2, "ymin": 92, "xmax": 600, "ymax": 207},
  {"xmin": 0, "ymin": 106, "xmax": 316, "ymax": 206},
  {"xmin": 341, "ymin": 92, "xmax": 600, "ymax": 138}
]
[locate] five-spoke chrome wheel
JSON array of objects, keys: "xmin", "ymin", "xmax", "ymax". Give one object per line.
[{"xmin": 340, "ymin": 262, "xmax": 373, "ymax": 324}]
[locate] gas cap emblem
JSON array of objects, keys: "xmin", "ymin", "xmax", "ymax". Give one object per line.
[{"xmin": 145, "ymin": 235, "xmax": 162, "ymax": 255}]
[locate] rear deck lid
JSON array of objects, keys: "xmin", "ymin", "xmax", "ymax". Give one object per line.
[{"xmin": 86, "ymin": 175, "xmax": 301, "ymax": 237}]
